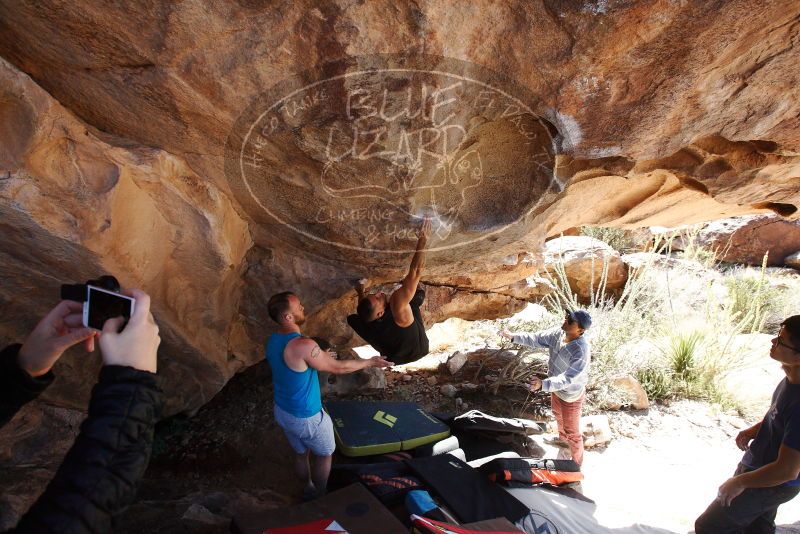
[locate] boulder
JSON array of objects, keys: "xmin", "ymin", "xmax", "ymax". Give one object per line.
[
  {"xmin": 181, "ymin": 504, "xmax": 229, "ymax": 527},
  {"xmin": 419, "ymin": 285, "xmax": 529, "ymax": 325},
  {"xmin": 610, "ymin": 376, "xmax": 650, "ymax": 410},
  {"xmin": 542, "ymin": 236, "xmax": 629, "ymax": 301},
  {"xmin": 581, "ymin": 415, "xmax": 612, "ymax": 448},
  {"xmin": 786, "ymin": 251, "xmax": 800, "ymax": 270},
  {"xmin": 319, "ymin": 348, "xmax": 387, "ymax": 395},
  {"xmin": 440, "ymin": 384, "xmax": 458, "ymax": 398},
  {"xmin": 319, "ymin": 367, "xmax": 386, "ymax": 396},
  {"xmin": 494, "ymin": 276, "xmax": 556, "ymax": 301},
  {"xmin": 446, "ymin": 351, "xmax": 468, "ymax": 375},
  {"xmin": 0, "ymin": 403, "xmax": 83, "ymax": 530},
  {"xmin": 694, "ymin": 215, "xmax": 800, "ymax": 266}
]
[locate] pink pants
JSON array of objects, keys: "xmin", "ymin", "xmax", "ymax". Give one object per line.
[{"xmin": 551, "ymin": 392, "xmax": 585, "ymax": 466}]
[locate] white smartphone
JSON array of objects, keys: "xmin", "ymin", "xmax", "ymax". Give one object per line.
[{"xmin": 83, "ymin": 285, "xmax": 136, "ymax": 330}]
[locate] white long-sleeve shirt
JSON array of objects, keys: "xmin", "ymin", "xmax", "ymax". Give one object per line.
[{"xmin": 512, "ymin": 328, "xmax": 591, "ymax": 402}]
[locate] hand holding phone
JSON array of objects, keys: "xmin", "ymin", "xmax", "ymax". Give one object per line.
[
  {"xmin": 18, "ymin": 301, "xmax": 95, "ymax": 377},
  {"xmin": 98, "ymin": 289, "xmax": 160, "ymax": 373}
]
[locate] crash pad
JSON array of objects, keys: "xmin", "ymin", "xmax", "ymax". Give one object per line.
[{"xmin": 326, "ymin": 401, "xmax": 450, "ymax": 457}]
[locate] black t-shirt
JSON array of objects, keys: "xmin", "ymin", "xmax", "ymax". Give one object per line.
[
  {"xmin": 347, "ymin": 289, "xmax": 429, "ymax": 365},
  {"xmin": 742, "ymin": 377, "xmax": 800, "ymax": 486}
]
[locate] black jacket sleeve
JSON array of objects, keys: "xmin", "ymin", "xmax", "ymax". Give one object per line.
[
  {"xmin": 0, "ymin": 344, "xmax": 55, "ymax": 427},
  {"xmin": 11, "ymin": 365, "xmax": 163, "ymax": 534}
]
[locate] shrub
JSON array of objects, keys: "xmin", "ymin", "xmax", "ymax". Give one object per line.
[
  {"xmin": 671, "ymin": 225, "xmax": 720, "ymax": 268},
  {"xmin": 580, "ymin": 226, "xmax": 640, "ymax": 253},
  {"xmin": 635, "ymin": 366, "xmax": 673, "ymax": 401},
  {"xmin": 724, "ymin": 258, "xmax": 777, "ymax": 334}
]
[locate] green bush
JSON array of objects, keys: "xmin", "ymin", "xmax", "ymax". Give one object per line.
[{"xmin": 635, "ymin": 366, "xmax": 673, "ymax": 401}]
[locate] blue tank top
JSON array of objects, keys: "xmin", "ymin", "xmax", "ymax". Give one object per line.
[{"xmin": 265, "ymin": 332, "xmax": 321, "ymax": 418}]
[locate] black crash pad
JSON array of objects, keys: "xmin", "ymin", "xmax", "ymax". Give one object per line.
[{"xmin": 326, "ymin": 401, "xmax": 450, "ymax": 457}]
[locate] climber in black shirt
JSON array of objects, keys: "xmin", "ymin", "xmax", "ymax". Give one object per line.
[{"xmin": 347, "ymin": 218, "xmax": 431, "ymax": 365}]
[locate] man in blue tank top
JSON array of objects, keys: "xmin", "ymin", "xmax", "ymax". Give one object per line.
[
  {"xmin": 347, "ymin": 218, "xmax": 432, "ymax": 364},
  {"xmin": 266, "ymin": 291, "xmax": 391, "ymax": 500},
  {"xmin": 696, "ymin": 315, "xmax": 800, "ymax": 533}
]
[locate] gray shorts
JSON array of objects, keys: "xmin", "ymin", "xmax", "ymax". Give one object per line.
[{"xmin": 274, "ymin": 404, "xmax": 336, "ymax": 456}]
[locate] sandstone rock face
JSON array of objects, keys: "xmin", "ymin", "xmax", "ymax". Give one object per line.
[
  {"xmin": 694, "ymin": 215, "xmax": 800, "ymax": 266},
  {"xmin": 0, "ymin": 1, "xmax": 798, "ymax": 422},
  {"xmin": 543, "ymin": 236, "xmax": 628, "ymax": 301},
  {"xmin": 494, "ymin": 276, "xmax": 556, "ymax": 301}
]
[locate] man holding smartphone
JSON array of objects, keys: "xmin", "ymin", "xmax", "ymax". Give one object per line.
[{"xmin": 266, "ymin": 291, "xmax": 392, "ymax": 500}]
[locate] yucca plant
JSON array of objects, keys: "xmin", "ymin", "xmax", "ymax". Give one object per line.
[{"xmin": 668, "ymin": 330, "xmax": 703, "ymax": 382}]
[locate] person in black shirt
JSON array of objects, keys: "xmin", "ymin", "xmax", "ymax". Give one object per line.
[
  {"xmin": 347, "ymin": 218, "xmax": 431, "ymax": 365},
  {"xmin": 695, "ymin": 315, "xmax": 800, "ymax": 533}
]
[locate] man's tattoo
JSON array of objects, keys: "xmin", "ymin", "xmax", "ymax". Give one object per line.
[{"xmin": 310, "ymin": 346, "xmax": 321, "ymax": 359}]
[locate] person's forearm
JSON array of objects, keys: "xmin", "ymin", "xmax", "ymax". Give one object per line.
[
  {"xmin": 542, "ymin": 373, "xmax": 573, "ymax": 392},
  {"xmin": 736, "ymin": 461, "xmax": 800, "ymax": 489},
  {"xmin": 511, "ymin": 333, "xmax": 546, "ymax": 349},
  {"xmin": 408, "ymin": 235, "xmax": 427, "ymax": 276},
  {"xmin": 333, "ymin": 358, "xmax": 371, "ymax": 374}
]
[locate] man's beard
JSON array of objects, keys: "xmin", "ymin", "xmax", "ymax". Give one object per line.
[{"xmin": 295, "ymin": 316, "xmax": 306, "ymax": 325}]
